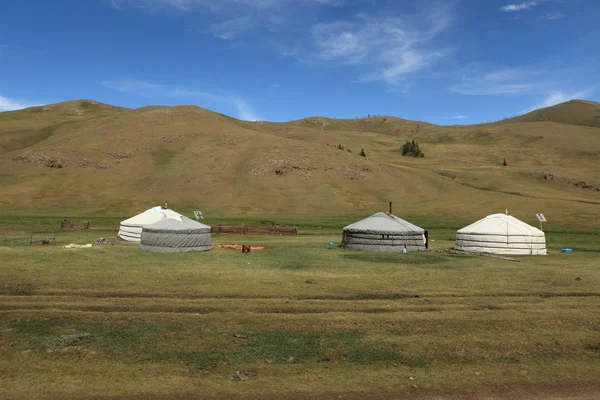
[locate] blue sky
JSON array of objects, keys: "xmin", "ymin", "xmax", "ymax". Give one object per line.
[{"xmin": 1, "ymin": 0, "xmax": 598, "ymax": 124}]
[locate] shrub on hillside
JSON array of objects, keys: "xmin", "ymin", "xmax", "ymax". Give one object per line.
[{"xmin": 401, "ymin": 140, "xmax": 424, "ymax": 158}]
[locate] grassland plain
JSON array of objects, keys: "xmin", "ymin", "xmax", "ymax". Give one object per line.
[{"xmin": 1, "ymin": 216, "xmax": 599, "ymax": 400}]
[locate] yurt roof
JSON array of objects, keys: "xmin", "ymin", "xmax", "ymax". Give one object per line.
[
  {"xmin": 343, "ymin": 212, "xmax": 424, "ymax": 234},
  {"xmin": 457, "ymin": 213, "xmax": 544, "ymax": 236},
  {"xmin": 144, "ymin": 216, "xmax": 211, "ymax": 233},
  {"xmin": 120, "ymin": 206, "xmax": 183, "ymax": 226}
]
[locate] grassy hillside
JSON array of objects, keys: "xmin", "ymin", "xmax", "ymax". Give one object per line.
[
  {"xmin": 499, "ymin": 99, "xmax": 600, "ymax": 128},
  {"xmin": 0, "ymin": 100, "xmax": 599, "ymax": 229}
]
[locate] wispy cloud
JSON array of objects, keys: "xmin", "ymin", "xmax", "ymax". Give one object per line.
[
  {"xmin": 111, "ymin": 1, "xmax": 454, "ymax": 87},
  {"xmin": 102, "ymin": 79, "xmax": 163, "ymax": 94},
  {"xmin": 526, "ymin": 89, "xmax": 590, "ymax": 112},
  {"xmin": 449, "ymin": 115, "xmax": 468, "ymax": 119},
  {"xmin": 102, "ymin": 78, "xmax": 262, "ymax": 120},
  {"xmin": 543, "ymin": 12, "xmax": 566, "ymax": 20},
  {"xmin": 500, "ymin": 1, "xmax": 537, "ymax": 12},
  {"xmin": 233, "ymin": 99, "xmax": 262, "ymax": 121},
  {"xmin": 102, "ymin": 79, "xmax": 220, "ymax": 100},
  {"xmin": 307, "ymin": 6, "xmax": 454, "ymax": 84},
  {"xmin": 451, "ymin": 67, "xmax": 540, "ymax": 95},
  {"xmin": 0, "ymin": 95, "xmax": 41, "ymax": 112},
  {"xmin": 114, "ymin": 0, "xmax": 344, "ymax": 11},
  {"xmin": 111, "ymin": 0, "xmax": 343, "ymax": 39},
  {"xmin": 209, "ymin": 16, "xmax": 255, "ymax": 39}
]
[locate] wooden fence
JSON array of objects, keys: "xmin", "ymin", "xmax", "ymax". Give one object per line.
[
  {"xmin": 60, "ymin": 220, "xmax": 90, "ymax": 229},
  {"xmin": 210, "ymin": 224, "xmax": 298, "ymax": 236}
]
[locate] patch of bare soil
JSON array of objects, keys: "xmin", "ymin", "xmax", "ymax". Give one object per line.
[
  {"xmin": 301, "ymin": 117, "xmax": 332, "ymax": 130},
  {"xmin": 245, "ymin": 148, "xmax": 333, "ymax": 179},
  {"xmin": 533, "ymin": 172, "xmax": 600, "ymax": 191},
  {"xmin": 13, "ymin": 152, "xmax": 65, "ymax": 168}
]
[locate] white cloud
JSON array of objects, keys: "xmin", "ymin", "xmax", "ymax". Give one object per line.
[
  {"xmin": 527, "ymin": 89, "xmax": 589, "ymax": 112},
  {"xmin": 0, "ymin": 95, "xmax": 41, "ymax": 112},
  {"xmin": 233, "ymin": 99, "xmax": 262, "ymax": 121},
  {"xmin": 500, "ymin": 1, "xmax": 537, "ymax": 12},
  {"xmin": 111, "ymin": 0, "xmax": 344, "ymax": 41},
  {"xmin": 451, "ymin": 67, "xmax": 539, "ymax": 95},
  {"xmin": 449, "ymin": 115, "xmax": 468, "ymax": 119},
  {"xmin": 111, "ymin": 1, "xmax": 453, "ymax": 86},
  {"xmin": 114, "ymin": 0, "xmax": 343, "ymax": 10},
  {"xmin": 102, "ymin": 78, "xmax": 261, "ymax": 120},
  {"xmin": 103, "ymin": 79, "xmax": 219, "ymax": 100},
  {"xmin": 543, "ymin": 12, "xmax": 566, "ymax": 20},
  {"xmin": 209, "ymin": 16, "xmax": 255, "ymax": 39},
  {"xmin": 308, "ymin": 7, "xmax": 453, "ymax": 84},
  {"xmin": 102, "ymin": 79, "xmax": 163, "ymax": 94}
]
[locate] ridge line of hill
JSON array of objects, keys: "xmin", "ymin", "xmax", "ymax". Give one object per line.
[{"xmin": 3, "ymin": 99, "xmax": 599, "ymax": 128}]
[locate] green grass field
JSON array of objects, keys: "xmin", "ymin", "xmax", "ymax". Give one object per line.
[{"xmin": 1, "ymin": 216, "xmax": 599, "ymax": 399}]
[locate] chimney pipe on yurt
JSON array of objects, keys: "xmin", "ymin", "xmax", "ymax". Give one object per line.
[
  {"xmin": 388, "ymin": 202, "xmax": 392, "ymax": 215},
  {"xmin": 505, "ymin": 208, "xmax": 509, "ymax": 245}
]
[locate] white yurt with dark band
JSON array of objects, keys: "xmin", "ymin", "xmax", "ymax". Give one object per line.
[
  {"xmin": 118, "ymin": 206, "xmax": 184, "ymax": 243},
  {"xmin": 454, "ymin": 213, "xmax": 546, "ymax": 255},
  {"xmin": 342, "ymin": 212, "xmax": 426, "ymax": 252},
  {"xmin": 141, "ymin": 216, "xmax": 212, "ymax": 252}
]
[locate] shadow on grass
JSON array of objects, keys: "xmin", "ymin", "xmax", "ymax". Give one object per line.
[
  {"xmin": 279, "ymin": 262, "xmax": 323, "ymax": 270},
  {"xmin": 3, "ymin": 317, "xmax": 431, "ymax": 370}
]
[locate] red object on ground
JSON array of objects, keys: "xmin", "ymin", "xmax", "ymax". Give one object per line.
[{"xmin": 222, "ymin": 245, "xmax": 265, "ymax": 251}]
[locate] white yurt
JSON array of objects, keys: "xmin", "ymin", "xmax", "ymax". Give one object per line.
[
  {"xmin": 140, "ymin": 216, "xmax": 212, "ymax": 252},
  {"xmin": 342, "ymin": 212, "xmax": 426, "ymax": 252},
  {"xmin": 117, "ymin": 206, "xmax": 184, "ymax": 243},
  {"xmin": 454, "ymin": 213, "xmax": 546, "ymax": 255}
]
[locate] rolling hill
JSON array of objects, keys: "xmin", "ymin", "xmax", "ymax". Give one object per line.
[
  {"xmin": 1, "ymin": 99, "xmax": 599, "ymax": 229},
  {"xmin": 499, "ymin": 99, "xmax": 600, "ymax": 128}
]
